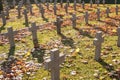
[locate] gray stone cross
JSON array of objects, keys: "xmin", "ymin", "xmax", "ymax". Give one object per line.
[
  {"xmin": 60, "ymin": 0, "xmax": 63, "ymax": 8},
  {"xmin": 29, "ymin": 22, "xmax": 39, "ymax": 48},
  {"xmin": 93, "ymin": 31, "xmax": 104, "ymax": 61},
  {"xmin": 64, "ymin": 4, "xmax": 68, "ymax": 14},
  {"xmin": 44, "ymin": 48, "xmax": 65, "ymax": 80},
  {"xmin": 23, "ymin": 9, "xmax": 29, "ymax": 27},
  {"xmin": 116, "ymin": 5, "xmax": 119, "ymax": 15},
  {"xmin": 67, "ymin": 0, "xmax": 70, "ymax": 6},
  {"xmin": 96, "ymin": 8, "xmax": 100, "ymax": 21},
  {"xmin": 53, "ymin": 5, "xmax": 57, "ymax": 15},
  {"xmin": 90, "ymin": 0, "xmax": 93, "ymax": 8},
  {"xmin": 84, "ymin": 11, "xmax": 89, "ymax": 24},
  {"xmin": 117, "ymin": 27, "xmax": 120, "ymax": 47},
  {"xmin": 96, "ymin": 0, "xmax": 100, "ymax": 6},
  {"xmin": 0, "ymin": 11, "xmax": 6, "ymax": 25},
  {"xmin": 40, "ymin": 6, "xmax": 45, "ymax": 19},
  {"xmin": 71, "ymin": 14, "xmax": 77, "ymax": 28},
  {"xmin": 102, "ymin": 0, "xmax": 105, "ymax": 5},
  {"xmin": 73, "ymin": 0, "xmax": 77, "ymax": 11},
  {"xmin": 106, "ymin": 7, "xmax": 110, "ymax": 17},
  {"xmin": 17, "ymin": 5, "xmax": 21, "ymax": 19},
  {"xmin": 55, "ymin": 17, "xmax": 62, "ymax": 34},
  {"xmin": 82, "ymin": 1, "xmax": 85, "ymax": 9}
]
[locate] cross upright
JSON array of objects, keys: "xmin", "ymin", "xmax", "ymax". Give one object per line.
[
  {"xmin": 90, "ymin": 0, "xmax": 93, "ymax": 8},
  {"xmin": 96, "ymin": 0, "xmax": 100, "ymax": 6},
  {"xmin": 5, "ymin": 27, "xmax": 17, "ymax": 48},
  {"xmin": 93, "ymin": 31, "xmax": 104, "ymax": 61},
  {"xmin": 55, "ymin": 17, "xmax": 62, "ymax": 34},
  {"xmin": 96, "ymin": 8, "xmax": 100, "ymax": 21},
  {"xmin": 71, "ymin": 13, "xmax": 77, "ymax": 28},
  {"xmin": 84, "ymin": 11, "xmax": 89, "ymax": 24},
  {"xmin": 23, "ymin": 9, "xmax": 29, "ymax": 27},
  {"xmin": 116, "ymin": 5, "xmax": 119, "ymax": 15},
  {"xmin": 117, "ymin": 27, "xmax": 120, "ymax": 47},
  {"xmin": 46, "ymin": 2, "xmax": 49, "ymax": 10},
  {"xmin": 13, "ymin": 0, "xmax": 16, "ymax": 8},
  {"xmin": 0, "ymin": 11, "xmax": 6, "ymax": 25},
  {"xmin": 106, "ymin": 7, "xmax": 110, "ymax": 17},
  {"xmin": 17, "ymin": 5, "xmax": 21, "ymax": 19},
  {"xmin": 40, "ymin": 6, "xmax": 45, "ymax": 19},
  {"xmin": 67, "ymin": 0, "xmax": 70, "ymax": 6},
  {"xmin": 29, "ymin": 22, "xmax": 39, "ymax": 48},
  {"xmin": 44, "ymin": 48, "xmax": 65, "ymax": 80},
  {"xmin": 102, "ymin": 0, "xmax": 105, "ymax": 6},
  {"xmin": 53, "ymin": 5, "xmax": 57, "ymax": 15},
  {"xmin": 82, "ymin": 1, "xmax": 85, "ymax": 9},
  {"xmin": 73, "ymin": 0, "xmax": 77, "ymax": 11},
  {"xmin": 60, "ymin": 0, "xmax": 63, "ymax": 8},
  {"xmin": 64, "ymin": 3, "xmax": 68, "ymax": 14}
]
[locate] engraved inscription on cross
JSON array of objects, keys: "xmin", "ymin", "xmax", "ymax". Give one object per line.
[
  {"xmin": 44, "ymin": 48, "xmax": 65, "ymax": 80},
  {"xmin": 93, "ymin": 31, "xmax": 104, "ymax": 61}
]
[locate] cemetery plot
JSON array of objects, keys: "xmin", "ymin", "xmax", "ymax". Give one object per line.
[{"xmin": 0, "ymin": 1, "xmax": 120, "ymax": 80}]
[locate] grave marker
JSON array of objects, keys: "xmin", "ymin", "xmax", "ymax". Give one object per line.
[
  {"xmin": 44, "ymin": 48, "xmax": 65, "ymax": 80},
  {"xmin": 40, "ymin": 6, "xmax": 45, "ymax": 19},
  {"xmin": 102, "ymin": 0, "xmax": 105, "ymax": 5},
  {"xmin": 6, "ymin": 27, "xmax": 16, "ymax": 48},
  {"xmin": 90, "ymin": 0, "xmax": 93, "ymax": 8},
  {"xmin": 96, "ymin": 8, "xmax": 100, "ymax": 21},
  {"xmin": 34, "ymin": 0, "xmax": 39, "ymax": 6},
  {"xmin": 71, "ymin": 14, "xmax": 77, "ymax": 28},
  {"xmin": 29, "ymin": 22, "xmax": 39, "ymax": 48},
  {"xmin": 74, "ymin": 0, "xmax": 77, "ymax": 11},
  {"xmin": 106, "ymin": 7, "xmax": 110, "ymax": 17},
  {"xmin": 23, "ymin": 9, "xmax": 29, "ymax": 27},
  {"xmin": 5, "ymin": 7, "xmax": 10, "ymax": 18},
  {"xmin": 78, "ymin": 0, "xmax": 81, "ymax": 4},
  {"xmin": 13, "ymin": 0, "xmax": 16, "ymax": 8},
  {"xmin": 116, "ymin": 5, "xmax": 119, "ymax": 15},
  {"xmin": 17, "ymin": 5, "xmax": 21, "ymax": 18},
  {"xmin": 82, "ymin": 1, "xmax": 85, "ymax": 9},
  {"xmin": 96, "ymin": 0, "xmax": 100, "ymax": 6},
  {"xmin": 117, "ymin": 27, "xmax": 120, "ymax": 47},
  {"xmin": 56, "ymin": 17, "xmax": 62, "ymax": 34},
  {"xmin": 67, "ymin": 0, "xmax": 70, "ymax": 6},
  {"xmin": 46, "ymin": 2, "xmax": 49, "ymax": 10},
  {"xmin": 60, "ymin": 0, "xmax": 63, "ymax": 8},
  {"xmin": 93, "ymin": 31, "xmax": 104, "ymax": 61},
  {"xmin": 53, "ymin": 5, "xmax": 57, "ymax": 15},
  {"xmin": 0, "ymin": 11, "xmax": 6, "ymax": 25},
  {"xmin": 84, "ymin": 11, "xmax": 89, "ymax": 24},
  {"xmin": 64, "ymin": 4, "xmax": 68, "ymax": 14}
]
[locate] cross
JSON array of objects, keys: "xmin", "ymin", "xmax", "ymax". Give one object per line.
[
  {"xmin": 29, "ymin": 22, "xmax": 39, "ymax": 48},
  {"xmin": 106, "ymin": 7, "xmax": 110, "ymax": 17},
  {"xmin": 34, "ymin": 0, "xmax": 39, "ymax": 7},
  {"xmin": 102, "ymin": 0, "xmax": 105, "ymax": 6},
  {"xmin": 93, "ymin": 31, "xmax": 104, "ymax": 61},
  {"xmin": 73, "ymin": 0, "xmax": 77, "ymax": 11},
  {"xmin": 115, "ymin": 0, "xmax": 117, "ymax": 4},
  {"xmin": 84, "ymin": 11, "xmax": 89, "ymax": 24},
  {"xmin": 53, "ymin": 5, "xmax": 57, "ymax": 15},
  {"xmin": 60, "ymin": 0, "xmax": 63, "ymax": 8},
  {"xmin": 117, "ymin": 27, "xmax": 120, "ymax": 47},
  {"xmin": 40, "ymin": 6, "xmax": 45, "ymax": 19},
  {"xmin": 5, "ymin": 7, "xmax": 10, "ymax": 18},
  {"xmin": 13, "ymin": 0, "xmax": 16, "ymax": 8},
  {"xmin": 96, "ymin": 0, "xmax": 100, "ymax": 6},
  {"xmin": 23, "ymin": 9, "xmax": 29, "ymax": 27},
  {"xmin": 17, "ymin": 5, "xmax": 21, "ymax": 19},
  {"xmin": 44, "ymin": 48, "xmax": 65, "ymax": 80},
  {"xmin": 82, "ymin": 1, "xmax": 85, "ymax": 9},
  {"xmin": 55, "ymin": 17, "xmax": 62, "ymax": 34},
  {"xmin": 67, "ymin": 0, "xmax": 70, "ymax": 6},
  {"xmin": 46, "ymin": 1, "xmax": 49, "ymax": 10},
  {"xmin": 78, "ymin": 0, "xmax": 81, "ymax": 4},
  {"xmin": 0, "ymin": 11, "xmax": 6, "ymax": 25},
  {"xmin": 96, "ymin": 8, "xmax": 100, "ymax": 21},
  {"xmin": 64, "ymin": 3, "xmax": 68, "ymax": 14},
  {"xmin": 90, "ymin": 0, "xmax": 93, "ymax": 8},
  {"xmin": 5, "ymin": 27, "xmax": 18, "ymax": 48},
  {"xmin": 116, "ymin": 5, "xmax": 119, "ymax": 15},
  {"xmin": 71, "ymin": 13, "xmax": 77, "ymax": 28}
]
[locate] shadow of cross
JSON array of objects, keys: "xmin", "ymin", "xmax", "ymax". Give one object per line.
[
  {"xmin": 23, "ymin": 9, "xmax": 29, "ymax": 27},
  {"xmin": 44, "ymin": 48, "xmax": 65, "ymax": 80},
  {"xmin": 117, "ymin": 27, "xmax": 120, "ymax": 47},
  {"xmin": 84, "ymin": 11, "xmax": 89, "ymax": 24},
  {"xmin": 115, "ymin": 5, "xmax": 119, "ymax": 15},
  {"xmin": 93, "ymin": 31, "xmax": 104, "ymax": 61},
  {"xmin": 29, "ymin": 22, "xmax": 39, "ymax": 48},
  {"xmin": 106, "ymin": 7, "xmax": 110, "ymax": 18}
]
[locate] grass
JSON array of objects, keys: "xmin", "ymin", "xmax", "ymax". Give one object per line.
[{"xmin": 0, "ymin": 4, "xmax": 120, "ymax": 80}]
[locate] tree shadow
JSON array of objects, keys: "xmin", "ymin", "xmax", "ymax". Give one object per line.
[
  {"xmin": 73, "ymin": 27, "xmax": 93, "ymax": 38},
  {"xmin": 97, "ymin": 59, "xmax": 120, "ymax": 79},
  {"xmin": 59, "ymin": 33, "xmax": 75, "ymax": 48},
  {"xmin": 109, "ymin": 17, "xmax": 120, "ymax": 21},
  {"xmin": 8, "ymin": 46, "xmax": 15, "ymax": 58},
  {"xmin": 99, "ymin": 20, "xmax": 118, "ymax": 27},
  {"xmin": 31, "ymin": 47, "xmax": 46, "ymax": 63}
]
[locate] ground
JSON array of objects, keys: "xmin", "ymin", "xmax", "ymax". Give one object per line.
[{"xmin": 0, "ymin": 3, "xmax": 120, "ymax": 80}]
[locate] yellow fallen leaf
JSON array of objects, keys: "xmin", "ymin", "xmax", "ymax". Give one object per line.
[
  {"xmin": 71, "ymin": 48, "xmax": 80, "ymax": 57},
  {"xmin": 112, "ymin": 29, "xmax": 116, "ymax": 33},
  {"xmin": 24, "ymin": 52, "xmax": 31, "ymax": 58}
]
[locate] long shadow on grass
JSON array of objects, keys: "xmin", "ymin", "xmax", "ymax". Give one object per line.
[
  {"xmin": 98, "ymin": 59, "xmax": 120, "ymax": 79},
  {"xmin": 0, "ymin": 25, "xmax": 5, "ymax": 33},
  {"xmin": 59, "ymin": 33, "xmax": 75, "ymax": 48},
  {"xmin": 73, "ymin": 27, "xmax": 93, "ymax": 38},
  {"xmin": 8, "ymin": 46, "xmax": 15, "ymax": 58},
  {"xmin": 31, "ymin": 47, "xmax": 46, "ymax": 63},
  {"xmin": 99, "ymin": 20, "xmax": 118, "ymax": 27}
]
